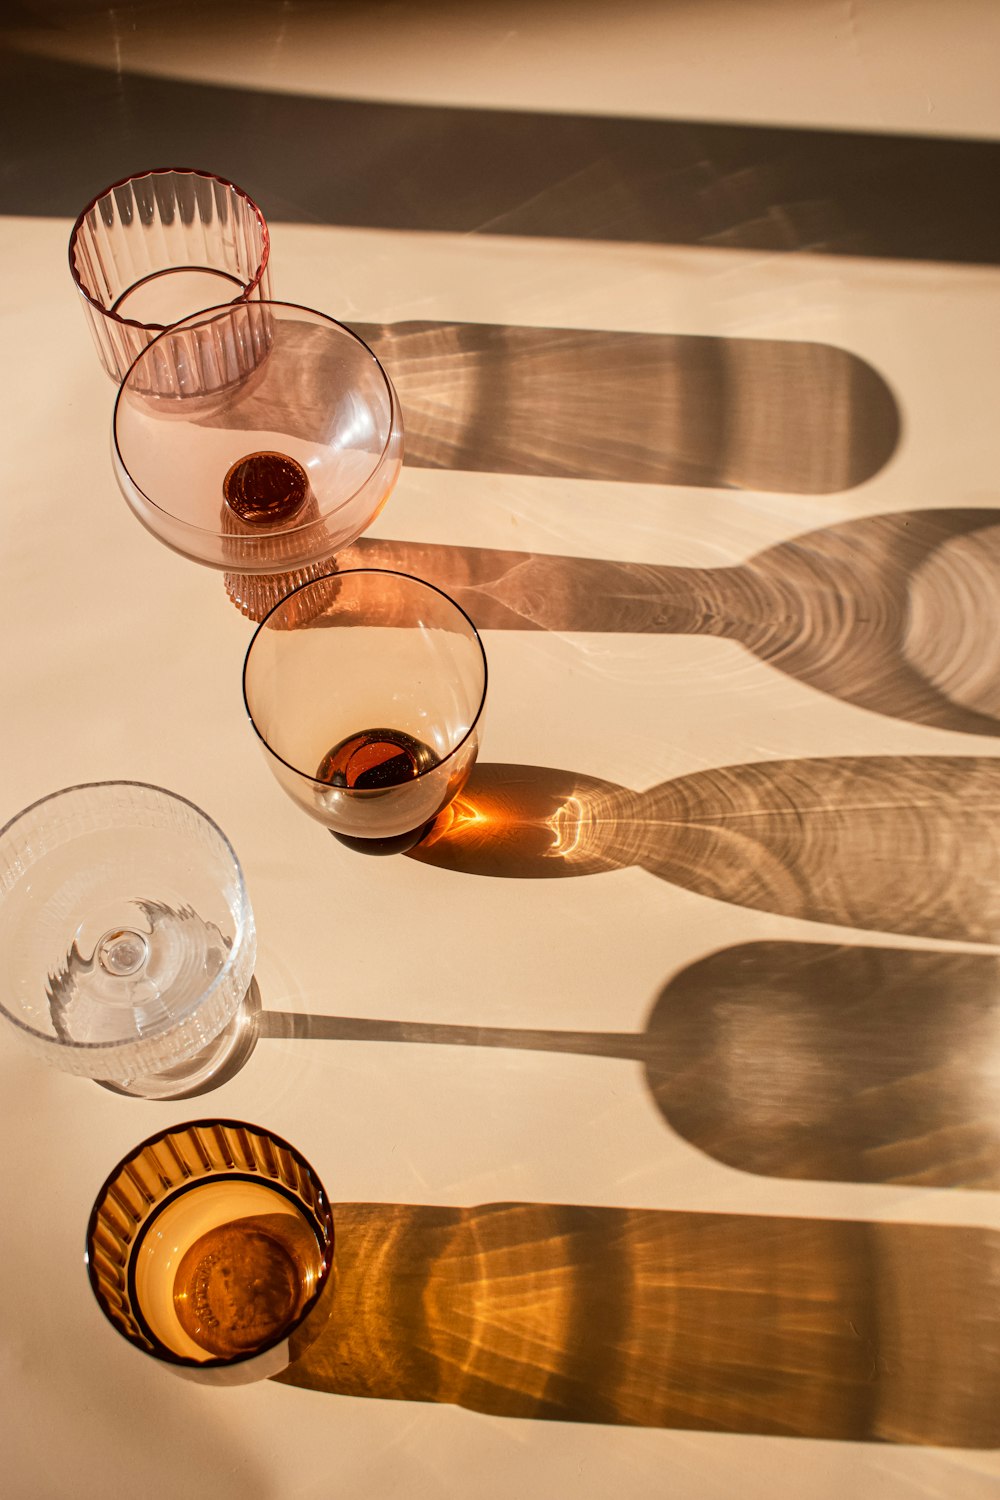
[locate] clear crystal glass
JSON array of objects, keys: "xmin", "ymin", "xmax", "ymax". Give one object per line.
[
  {"xmin": 86, "ymin": 1119, "xmax": 336, "ymax": 1385},
  {"xmin": 112, "ymin": 303, "xmax": 404, "ymax": 619},
  {"xmin": 242, "ymin": 569, "xmax": 488, "ymax": 853},
  {"xmin": 0, "ymin": 782, "xmax": 256, "ymax": 1096},
  {"xmin": 69, "ymin": 168, "xmax": 271, "ymax": 385}
]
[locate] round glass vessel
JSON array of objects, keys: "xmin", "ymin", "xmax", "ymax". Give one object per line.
[
  {"xmin": 0, "ymin": 781, "xmax": 257, "ymax": 1098},
  {"xmin": 69, "ymin": 167, "xmax": 271, "ymax": 384},
  {"xmin": 86, "ymin": 1119, "xmax": 336, "ymax": 1385},
  {"xmin": 112, "ymin": 302, "xmax": 403, "ymax": 618},
  {"xmin": 243, "ymin": 569, "xmax": 488, "ymax": 853}
]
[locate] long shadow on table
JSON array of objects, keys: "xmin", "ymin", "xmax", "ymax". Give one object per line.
[
  {"xmin": 218, "ymin": 318, "xmax": 899, "ymax": 493},
  {"xmin": 276, "ymin": 1200, "xmax": 1000, "ymax": 1446},
  {"xmin": 404, "ymin": 757, "xmax": 1000, "ymax": 944},
  {"xmin": 359, "ymin": 321, "xmax": 898, "ymax": 492},
  {"xmin": 345, "ymin": 509, "xmax": 1000, "ymax": 736},
  {"xmin": 261, "ymin": 941, "xmax": 1000, "ymax": 1190},
  {"xmin": 4, "ymin": 43, "xmax": 1000, "ymax": 265}
]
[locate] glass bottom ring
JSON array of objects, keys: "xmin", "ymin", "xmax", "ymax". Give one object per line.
[{"xmin": 97, "ymin": 976, "xmax": 263, "ymax": 1101}]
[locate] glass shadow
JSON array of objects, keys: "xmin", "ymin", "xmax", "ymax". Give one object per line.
[
  {"xmin": 345, "ymin": 509, "xmax": 1000, "ymax": 736},
  {"xmin": 407, "ymin": 756, "xmax": 1000, "ymax": 944},
  {"xmin": 262, "ymin": 943, "xmax": 1000, "ymax": 1189},
  {"xmin": 203, "ymin": 318, "xmax": 899, "ymax": 494},
  {"xmin": 276, "ymin": 1200, "xmax": 1000, "ymax": 1446},
  {"xmin": 5, "ymin": 42, "xmax": 1000, "ymax": 264}
]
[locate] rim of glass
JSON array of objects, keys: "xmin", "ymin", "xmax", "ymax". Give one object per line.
[
  {"xmin": 85, "ymin": 1117, "xmax": 335, "ymax": 1370},
  {"xmin": 112, "ymin": 301, "xmax": 401, "ymax": 544},
  {"xmin": 242, "ymin": 568, "xmax": 489, "ymax": 789},
  {"xmin": 68, "ymin": 166, "xmax": 271, "ymax": 330},
  {"xmin": 0, "ymin": 780, "xmax": 254, "ymax": 1054}
]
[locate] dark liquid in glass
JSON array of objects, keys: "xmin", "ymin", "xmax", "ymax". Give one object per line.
[
  {"xmin": 223, "ymin": 451, "xmax": 309, "ymax": 525},
  {"xmin": 316, "ymin": 728, "xmax": 441, "ymax": 854}
]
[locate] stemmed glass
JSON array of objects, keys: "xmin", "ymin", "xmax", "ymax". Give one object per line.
[
  {"xmin": 242, "ymin": 569, "xmax": 488, "ymax": 853},
  {"xmin": 112, "ymin": 301, "xmax": 403, "ymax": 619},
  {"xmin": 0, "ymin": 782, "xmax": 258, "ymax": 1099}
]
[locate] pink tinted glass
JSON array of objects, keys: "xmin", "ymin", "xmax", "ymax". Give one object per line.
[{"xmin": 69, "ymin": 167, "xmax": 271, "ymax": 383}]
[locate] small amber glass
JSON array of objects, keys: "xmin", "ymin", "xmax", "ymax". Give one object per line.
[
  {"xmin": 243, "ymin": 570, "xmax": 488, "ymax": 853},
  {"xmin": 86, "ymin": 1119, "xmax": 336, "ymax": 1386}
]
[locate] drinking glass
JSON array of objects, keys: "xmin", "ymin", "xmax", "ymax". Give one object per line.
[
  {"xmin": 86, "ymin": 1119, "xmax": 336, "ymax": 1385},
  {"xmin": 0, "ymin": 782, "xmax": 258, "ymax": 1099},
  {"xmin": 69, "ymin": 168, "xmax": 271, "ymax": 385},
  {"xmin": 112, "ymin": 302, "xmax": 403, "ymax": 619},
  {"xmin": 242, "ymin": 569, "xmax": 488, "ymax": 853}
]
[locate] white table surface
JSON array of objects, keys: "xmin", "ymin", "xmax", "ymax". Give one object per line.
[{"xmin": 2, "ymin": 3, "xmax": 1000, "ymax": 1497}]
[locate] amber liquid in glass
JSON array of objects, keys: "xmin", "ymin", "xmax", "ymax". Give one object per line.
[
  {"xmin": 316, "ymin": 727, "xmax": 441, "ymax": 854},
  {"xmin": 223, "ymin": 451, "xmax": 309, "ymax": 526},
  {"xmin": 133, "ymin": 1179, "xmax": 325, "ymax": 1361}
]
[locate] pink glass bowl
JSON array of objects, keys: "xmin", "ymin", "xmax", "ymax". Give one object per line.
[{"xmin": 112, "ymin": 302, "xmax": 403, "ymax": 580}]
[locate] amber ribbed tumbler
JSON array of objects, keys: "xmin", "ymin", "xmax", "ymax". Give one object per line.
[{"xmin": 86, "ymin": 1119, "xmax": 336, "ymax": 1385}]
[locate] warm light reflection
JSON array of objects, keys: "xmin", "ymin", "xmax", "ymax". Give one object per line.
[
  {"xmin": 411, "ymin": 757, "xmax": 1000, "ymax": 943},
  {"xmin": 412, "ymin": 768, "xmax": 628, "ymax": 877},
  {"xmin": 423, "ymin": 793, "xmax": 494, "ymax": 842},
  {"xmin": 547, "ymin": 795, "xmax": 585, "ymax": 859},
  {"xmin": 278, "ymin": 1201, "xmax": 1000, "ymax": 1447}
]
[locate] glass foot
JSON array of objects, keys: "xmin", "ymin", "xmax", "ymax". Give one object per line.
[
  {"xmin": 97, "ymin": 977, "xmax": 263, "ymax": 1101},
  {"xmin": 224, "ymin": 561, "xmax": 335, "ymax": 623},
  {"xmin": 329, "ymin": 819, "xmax": 436, "ymax": 856}
]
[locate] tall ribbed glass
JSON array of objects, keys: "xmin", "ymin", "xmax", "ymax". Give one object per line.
[{"xmin": 69, "ymin": 168, "xmax": 271, "ymax": 384}]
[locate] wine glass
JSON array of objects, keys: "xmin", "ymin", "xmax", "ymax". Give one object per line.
[
  {"xmin": 0, "ymin": 782, "xmax": 258, "ymax": 1099},
  {"xmin": 242, "ymin": 569, "xmax": 488, "ymax": 853},
  {"xmin": 112, "ymin": 301, "xmax": 404, "ymax": 619},
  {"xmin": 69, "ymin": 168, "xmax": 271, "ymax": 385},
  {"xmin": 86, "ymin": 1118, "xmax": 336, "ymax": 1385}
]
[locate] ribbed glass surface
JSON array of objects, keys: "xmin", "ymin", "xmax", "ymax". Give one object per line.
[
  {"xmin": 69, "ymin": 168, "xmax": 271, "ymax": 384},
  {"xmin": 224, "ymin": 556, "xmax": 339, "ymax": 623},
  {"xmin": 87, "ymin": 1120, "xmax": 334, "ymax": 1371},
  {"xmin": 0, "ymin": 782, "xmax": 255, "ymax": 1081}
]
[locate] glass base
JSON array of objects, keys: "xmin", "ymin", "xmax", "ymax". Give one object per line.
[
  {"xmin": 329, "ymin": 820, "xmax": 436, "ymax": 856},
  {"xmin": 224, "ymin": 561, "xmax": 336, "ymax": 624},
  {"xmin": 97, "ymin": 977, "xmax": 262, "ymax": 1100}
]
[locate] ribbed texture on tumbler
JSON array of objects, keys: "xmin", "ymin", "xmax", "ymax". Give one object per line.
[
  {"xmin": 88, "ymin": 1121, "xmax": 332, "ymax": 1353},
  {"xmin": 127, "ymin": 301, "xmax": 276, "ymax": 398},
  {"xmin": 69, "ymin": 169, "xmax": 271, "ymax": 384}
]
